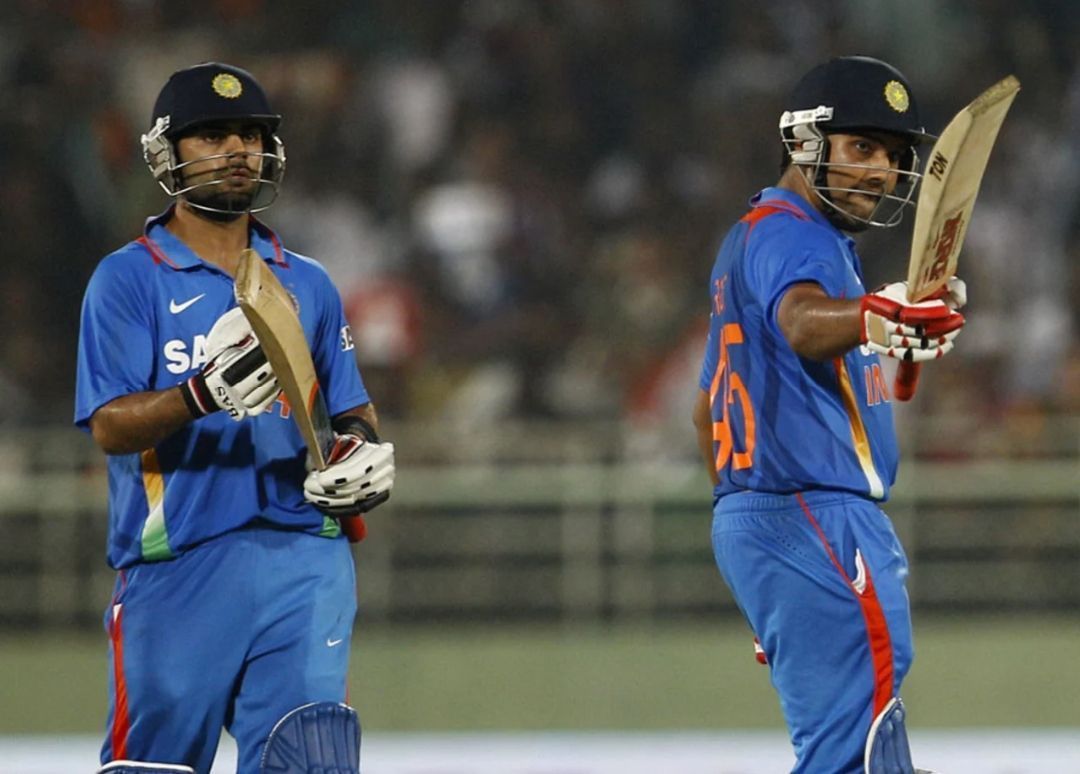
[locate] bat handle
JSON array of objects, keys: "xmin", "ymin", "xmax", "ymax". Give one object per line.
[{"xmin": 894, "ymin": 361, "xmax": 921, "ymax": 402}]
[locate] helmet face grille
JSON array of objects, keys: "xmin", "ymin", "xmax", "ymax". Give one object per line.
[
  {"xmin": 779, "ymin": 110, "xmax": 921, "ymax": 230},
  {"xmin": 140, "ymin": 116, "xmax": 287, "ymax": 215}
]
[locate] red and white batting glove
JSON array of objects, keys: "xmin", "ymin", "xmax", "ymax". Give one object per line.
[
  {"xmin": 304, "ymin": 421, "xmax": 395, "ymax": 519},
  {"xmin": 859, "ymin": 279, "xmax": 966, "ymax": 362},
  {"xmin": 179, "ymin": 307, "xmax": 281, "ymax": 420}
]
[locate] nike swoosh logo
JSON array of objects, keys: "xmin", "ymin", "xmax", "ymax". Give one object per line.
[
  {"xmin": 170, "ymin": 293, "xmax": 206, "ymax": 314},
  {"xmin": 327, "ymin": 637, "xmax": 344, "ymax": 647}
]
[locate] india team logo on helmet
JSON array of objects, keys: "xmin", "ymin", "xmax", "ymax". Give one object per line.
[
  {"xmin": 212, "ymin": 72, "xmax": 243, "ymax": 99},
  {"xmin": 884, "ymin": 80, "xmax": 910, "ymax": 113}
]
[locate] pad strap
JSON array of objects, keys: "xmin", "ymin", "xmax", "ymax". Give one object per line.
[{"xmin": 99, "ymin": 762, "xmax": 195, "ymax": 774}]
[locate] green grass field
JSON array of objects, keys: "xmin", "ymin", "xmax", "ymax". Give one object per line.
[{"xmin": 2, "ymin": 616, "xmax": 1077, "ymax": 734}]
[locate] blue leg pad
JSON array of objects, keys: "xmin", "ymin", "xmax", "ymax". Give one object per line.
[
  {"xmin": 865, "ymin": 697, "xmax": 914, "ymax": 774},
  {"xmin": 260, "ymin": 701, "xmax": 361, "ymax": 774}
]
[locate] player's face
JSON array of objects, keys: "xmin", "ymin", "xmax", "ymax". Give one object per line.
[
  {"xmin": 824, "ymin": 132, "xmax": 909, "ymax": 222},
  {"xmin": 175, "ymin": 121, "xmax": 266, "ymax": 214}
]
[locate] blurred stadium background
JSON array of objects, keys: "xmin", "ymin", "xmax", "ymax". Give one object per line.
[{"xmin": 0, "ymin": 1, "xmax": 1077, "ymax": 772}]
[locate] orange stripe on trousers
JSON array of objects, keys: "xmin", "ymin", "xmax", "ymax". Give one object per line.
[
  {"xmin": 796, "ymin": 493, "xmax": 894, "ymax": 717},
  {"xmin": 110, "ymin": 604, "xmax": 130, "ymax": 759}
]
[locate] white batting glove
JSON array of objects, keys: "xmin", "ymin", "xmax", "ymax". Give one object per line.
[
  {"xmin": 859, "ymin": 280, "xmax": 966, "ymax": 363},
  {"xmin": 179, "ymin": 307, "xmax": 281, "ymax": 420},
  {"xmin": 304, "ymin": 434, "xmax": 396, "ymax": 516}
]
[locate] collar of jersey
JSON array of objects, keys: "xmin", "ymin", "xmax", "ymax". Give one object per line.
[
  {"xmin": 140, "ymin": 205, "xmax": 288, "ymax": 271},
  {"xmin": 751, "ymin": 188, "xmax": 864, "ymax": 290},
  {"xmin": 749, "ymin": 187, "xmax": 853, "ymax": 245}
]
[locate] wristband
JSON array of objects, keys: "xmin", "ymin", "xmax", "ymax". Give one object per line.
[
  {"xmin": 331, "ymin": 413, "xmax": 380, "ymax": 443},
  {"xmin": 179, "ymin": 374, "xmax": 218, "ymax": 418}
]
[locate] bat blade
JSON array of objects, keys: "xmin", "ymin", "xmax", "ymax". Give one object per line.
[
  {"xmin": 894, "ymin": 75, "xmax": 1020, "ymax": 401},
  {"xmin": 234, "ymin": 249, "xmax": 335, "ymax": 469}
]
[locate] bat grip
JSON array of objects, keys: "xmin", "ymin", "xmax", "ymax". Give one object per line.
[{"xmin": 894, "ymin": 361, "xmax": 921, "ymax": 402}]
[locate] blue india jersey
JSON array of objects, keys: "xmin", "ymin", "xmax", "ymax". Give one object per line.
[
  {"xmin": 75, "ymin": 208, "xmax": 370, "ymax": 569},
  {"xmin": 699, "ymin": 188, "xmax": 899, "ymax": 501}
]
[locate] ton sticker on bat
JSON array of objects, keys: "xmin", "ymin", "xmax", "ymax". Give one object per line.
[{"xmin": 927, "ymin": 151, "xmax": 950, "ymax": 182}]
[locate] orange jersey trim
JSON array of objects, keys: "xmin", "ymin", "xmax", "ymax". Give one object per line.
[{"xmin": 833, "ymin": 358, "xmax": 885, "ymax": 499}]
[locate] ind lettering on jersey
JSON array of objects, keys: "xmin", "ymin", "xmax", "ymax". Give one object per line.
[
  {"xmin": 712, "ymin": 276, "xmax": 727, "ymax": 315},
  {"xmin": 864, "ymin": 363, "xmax": 891, "ymax": 405},
  {"xmin": 164, "ymin": 336, "xmax": 209, "ymax": 374},
  {"xmin": 712, "ymin": 276, "xmax": 730, "ymax": 315}
]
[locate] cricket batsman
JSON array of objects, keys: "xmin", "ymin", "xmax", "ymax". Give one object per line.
[
  {"xmin": 692, "ymin": 56, "xmax": 965, "ymax": 773},
  {"xmin": 75, "ymin": 62, "xmax": 394, "ymax": 773}
]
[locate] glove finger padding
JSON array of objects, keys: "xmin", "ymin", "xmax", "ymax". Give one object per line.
[
  {"xmin": 893, "ymin": 302, "xmax": 961, "ymax": 328},
  {"xmin": 200, "ymin": 336, "xmax": 281, "ymax": 421},
  {"xmin": 308, "ymin": 489, "xmax": 391, "ymax": 513},
  {"xmin": 220, "ymin": 341, "xmax": 281, "ymax": 409},
  {"xmin": 304, "ymin": 437, "xmax": 395, "ymax": 514},
  {"xmin": 316, "ymin": 440, "xmax": 396, "ymax": 491},
  {"xmin": 866, "ymin": 327, "xmax": 961, "ymax": 362},
  {"xmin": 182, "ymin": 307, "xmax": 282, "ymax": 420},
  {"xmin": 883, "ymin": 326, "xmax": 962, "ymax": 350},
  {"xmin": 861, "ymin": 281, "xmax": 966, "ymax": 363},
  {"xmin": 244, "ymin": 377, "xmax": 282, "ymax": 414},
  {"xmin": 862, "ymin": 286, "xmax": 958, "ymax": 325},
  {"xmin": 888, "ymin": 318, "xmax": 962, "ymax": 339}
]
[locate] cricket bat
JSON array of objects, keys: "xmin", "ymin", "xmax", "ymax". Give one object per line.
[
  {"xmin": 893, "ymin": 75, "xmax": 1020, "ymax": 401},
  {"xmin": 234, "ymin": 249, "xmax": 335, "ymax": 468}
]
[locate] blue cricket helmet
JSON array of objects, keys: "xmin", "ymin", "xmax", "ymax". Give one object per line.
[{"xmin": 151, "ymin": 62, "xmax": 281, "ymax": 138}]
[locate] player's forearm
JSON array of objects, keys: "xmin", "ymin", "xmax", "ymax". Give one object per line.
[
  {"xmin": 692, "ymin": 390, "xmax": 719, "ymax": 487},
  {"xmin": 89, "ymin": 388, "xmax": 195, "ymax": 454},
  {"xmin": 777, "ymin": 283, "xmax": 862, "ymax": 361}
]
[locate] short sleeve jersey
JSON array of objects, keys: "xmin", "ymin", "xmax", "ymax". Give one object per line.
[
  {"xmin": 75, "ymin": 208, "xmax": 369, "ymax": 569},
  {"xmin": 698, "ymin": 188, "xmax": 899, "ymax": 501}
]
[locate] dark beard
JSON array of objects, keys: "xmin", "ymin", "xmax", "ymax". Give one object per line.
[
  {"xmin": 825, "ymin": 207, "xmax": 871, "ymax": 233},
  {"xmin": 183, "ymin": 185, "xmax": 257, "ymax": 222},
  {"xmin": 819, "ymin": 188, "xmax": 874, "ymax": 233}
]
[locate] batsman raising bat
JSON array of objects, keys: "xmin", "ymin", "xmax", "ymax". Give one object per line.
[
  {"xmin": 75, "ymin": 63, "xmax": 393, "ymax": 774},
  {"xmin": 691, "ymin": 56, "xmax": 1013, "ymax": 773}
]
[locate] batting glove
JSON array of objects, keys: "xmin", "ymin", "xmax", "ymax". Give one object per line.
[
  {"xmin": 179, "ymin": 307, "xmax": 281, "ymax": 420},
  {"xmin": 860, "ymin": 280, "xmax": 966, "ymax": 362},
  {"xmin": 304, "ymin": 420, "xmax": 395, "ymax": 518}
]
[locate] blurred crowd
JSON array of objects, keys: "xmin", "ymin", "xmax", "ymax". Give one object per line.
[{"xmin": 0, "ymin": 0, "xmax": 1077, "ymax": 458}]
